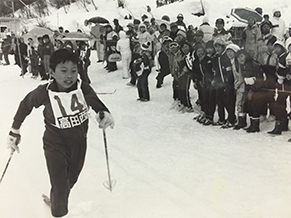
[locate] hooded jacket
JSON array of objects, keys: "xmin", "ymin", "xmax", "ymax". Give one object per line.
[{"xmin": 116, "ymin": 31, "xmax": 131, "ymax": 55}]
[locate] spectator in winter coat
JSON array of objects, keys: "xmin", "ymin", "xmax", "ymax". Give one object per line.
[
  {"xmin": 15, "ymin": 37, "xmax": 28, "ymax": 76},
  {"xmin": 127, "ymin": 35, "xmax": 141, "ymax": 86},
  {"xmin": 7, "ymin": 49, "xmax": 114, "ymax": 218},
  {"xmin": 192, "ymin": 30, "xmax": 206, "ymax": 51},
  {"xmin": 37, "ymin": 36, "xmax": 48, "ymax": 80},
  {"xmin": 169, "ymin": 41, "xmax": 183, "ymax": 107},
  {"xmin": 91, "ymin": 24, "xmax": 106, "ymax": 63},
  {"xmin": 267, "ymin": 40, "xmax": 290, "ymax": 136},
  {"xmin": 212, "ymin": 18, "xmax": 232, "ymax": 43},
  {"xmin": 156, "ymin": 36, "xmax": 172, "ymax": 88},
  {"xmin": 199, "ymin": 17, "xmax": 214, "ymax": 43},
  {"xmin": 186, "ymin": 25, "xmax": 196, "ymax": 45},
  {"xmin": 233, "ymin": 49, "xmax": 264, "ymax": 133},
  {"xmin": 170, "ymin": 22, "xmax": 179, "ymax": 41},
  {"xmin": 225, "ymin": 44, "xmax": 245, "ymax": 129},
  {"xmin": 116, "ymin": 31, "xmax": 132, "ymax": 79},
  {"xmin": 176, "ymin": 41, "xmax": 194, "ymax": 112},
  {"xmin": 2, "ymin": 35, "xmax": 11, "ymax": 65},
  {"xmin": 158, "ymin": 23, "xmax": 171, "ymax": 43},
  {"xmin": 27, "ymin": 37, "xmax": 39, "ymax": 79},
  {"xmin": 175, "ymin": 13, "xmax": 187, "ymax": 32},
  {"xmin": 105, "ymin": 25, "xmax": 118, "ymax": 72},
  {"xmin": 270, "ymin": 9, "xmax": 286, "ymax": 41},
  {"xmin": 211, "ymin": 38, "xmax": 236, "ymax": 127},
  {"xmin": 175, "ymin": 30, "xmax": 187, "ymax": 46},
  {"xmin": 242, "ymin": 16, "xmax": 261, "ymax": 60},
  {"xmin": 113, "ymin": 18, "xmax": 123, "ymax": 34},
  {"xmin": 42, "ymin": 34, "xmax": 55, "ymax": 77},
  {"xmin": 75, "ymin": 41, "xmax": 91, "ymax": 84},
  {"xmin": 138, "ymin": 24, "xmax": 152, "ymax": 52},
  {"xmin": 134, "ymin": 41, "xmax": 153, "ymax": 101}
]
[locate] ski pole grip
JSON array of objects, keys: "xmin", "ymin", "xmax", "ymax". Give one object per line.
[{"xmin": 99, "ymin": 111, "xmax": 105, "ymax": 120}]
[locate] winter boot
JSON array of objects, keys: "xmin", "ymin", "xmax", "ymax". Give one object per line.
[
  {"xmin": 267, "ymin": 121, "xmax": 282, "ymax": 135},
  {"xmin": 246, "ymin": 118, "xmax": 260, "ymax": 133},
  {"xmin": 234, "ymin": 116, "xmax": 247, "ymax": 130},
  {"xmin": 281, "ymin": 118, "xmax": 289, "ymax": 132}
]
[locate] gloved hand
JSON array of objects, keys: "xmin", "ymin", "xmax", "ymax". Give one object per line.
[
  {"xmin": 277, "ymin": 78, "xmax": 284, "ymax": 84},
  {"xmin": 7, "ymin": 128, "xmax": 21, "ymax": 153},
  {"xmin": 244, "ymin": 77, "xmax": 256, "ymax": 85},
  {"xmin": 96, "ymin": 111, "xmax": 115, "ymax": 129}
]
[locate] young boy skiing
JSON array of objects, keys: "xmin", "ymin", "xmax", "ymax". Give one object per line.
[{"xmin": 7, "ymin": 49, "xmax": 115, "ymax": 218}]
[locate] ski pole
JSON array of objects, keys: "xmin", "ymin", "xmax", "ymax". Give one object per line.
[
  {"xmin": 99, "ymin": 111, "xmax": 113, "ymax": 192},
  {"xmin": 0, "ymin": 151, "xmax": 14, "ymax": 184}
]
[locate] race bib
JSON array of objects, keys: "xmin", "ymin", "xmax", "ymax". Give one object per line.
[{"xmin": 48, "ymin": 84, "xmax": 89, "ymax": 129}]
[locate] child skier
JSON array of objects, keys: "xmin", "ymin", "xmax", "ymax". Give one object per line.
[{"xmin": 7, "ymin": 49, "xmax": 115, "ymax": 218}]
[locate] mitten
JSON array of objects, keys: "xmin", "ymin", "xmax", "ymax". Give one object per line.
[
  {"xmin": 7, "ymin": 128, "xmax": 21, "ymax": 153},
  {"xmin": 96, "ymin": 111, "xmax": 115, "ymax": 129}
]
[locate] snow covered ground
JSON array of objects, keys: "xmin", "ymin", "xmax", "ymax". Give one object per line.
[
  {"xmin": 0, "ymin": 50, "xmax": 291, "ymax": 218},
  {"xmin": 1, "ymin": 0, "xmax": 291, "ymax": 217}
]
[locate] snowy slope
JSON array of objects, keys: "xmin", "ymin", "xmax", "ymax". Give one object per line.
[{"xmin": 0, "ymin": 50, "xmax": 291, "ymax": 218}]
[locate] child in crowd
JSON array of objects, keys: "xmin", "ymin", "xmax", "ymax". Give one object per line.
[
  {"xmin": 7, "ymin": 49, "xmax": 114, "ymax": 218},
  {"xmin": 134, "ymin": 41, "xmax": 153, "ymax": 101},
  {"xmin": 116, "ymin": 31, "xmax": 132, "ymax": 79}
]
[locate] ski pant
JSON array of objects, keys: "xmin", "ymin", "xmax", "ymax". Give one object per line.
[
  {"xmin": 178, "ymin": 74, "xmax": 192, "ymax": 108},
  {"xmin": 201, "ymin": 84, "xmax": 216, "ymax": 120},
  {"xmin": 30, "ymin": 56, "xmax": 39, "ymax": 76},
  {"xmin": 172, "ymin": 79, "xmax": 179, "ymax": 101},
  {"xmin": 96, "ymin": 40, "xmax": 104, "ymax": 61},
  {"xmin": 137, "ymin": 70, "xmax": 151, "ymax": 100},
  {"xmin": 43, "ymin": 134, "xmax": 87, "ymax": 217},
  {"xmin": 121, "ymin": 52, "xmax": 132, "ymax": 78},
  {"xmin": 3, "ymin": 50, "xmax": 10, "ymax": 64},
  {"xmin": 43, "ymin": 55, "xmax": 51, "ymax": 76},
  {"xmin": 215, "ymin": 86, "xmax": 236, "ymax": 123},
  {"xmin": 270, "ymin": 83, "xmax": 291, "ymax": 121},
  {"xmin": 129, "ymin": 53, "xmax": 140, "ymax": 85},
  {"xmin": 156, "ymin": 69, "xmax": 170, "ymax": 86}
]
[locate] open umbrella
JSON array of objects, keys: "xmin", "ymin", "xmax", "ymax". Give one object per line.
[
  {"xmin": 84, "ymin": 16, "xmax": 109, "ymax": 26},
  {"xmin": 22, "ymin": 27, "xmax": 53, "ymax": 43},
  {"xmin": 62, "ymin": 32, "xmax": 92, "ymax": 41},
  {"xmin": 230, "ymin": 7, "xmax": 263, "ymax": 24}
]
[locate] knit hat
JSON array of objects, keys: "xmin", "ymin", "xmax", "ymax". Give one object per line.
[
  {"xmin": 266, "ymin": 35, "xmax": 277, "ymax": 45},
  {"xmin": 133, "ymin": 19, "xmax": 141, "ymax": 25},
  {"xmin": 235, "ymin": 49, "xmax": 250, "ymax": 58},
  {"xmin": 177, "ymin": 13, "xmax": 183, "ymax": 19},
  {"xmin": 195, "ymin": 30, "xmax": 204, "ymax": 37},
  {"xmin": 215, "ymin": 18, "xmax": 224, "ymax": 25},
  {"xmin": 213, "ymin": 37, "xmax": 226, "ymax": 47},
  {"xmin": 260, "ymin": 20, "xmax": 273, "ymax": 30},
  {"xmin": 161, "ymin": 15, "xmax": 170, "ymax": 22},
  {"xmin": 274, "ymin": 40, "xmax": 286, "ymax": 50},
  {"xmin": 194, "ymin": 42, "xmax": 205, "ymax": 51},
  {"xmin": 141, "ymin": 41, "xmax": 151, "ymax": 51},
  {"xmin": 139, "ymin": 23, "xmax": 146, "ymax": 29},
  {"xmin": 226, "ymin": 43, "xmax": 240, "ymax": 52},
  {"xmin": 43, "ymin": 34, "xmax": 50, "ymax": 39},
  {"xmin": 127, "ymin": 23, "xmax": 134, "ymax": 28},
  {"xmin": 144, "ymin": 18, "xmax": 150, "ymax": 23},
  {"xmin": 176, "ymin": 30, "xmax": 186, "ymax": 38},
  {"xmin": 205, "ymin": 40, "xmax": 215, "ymax": 49}
]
